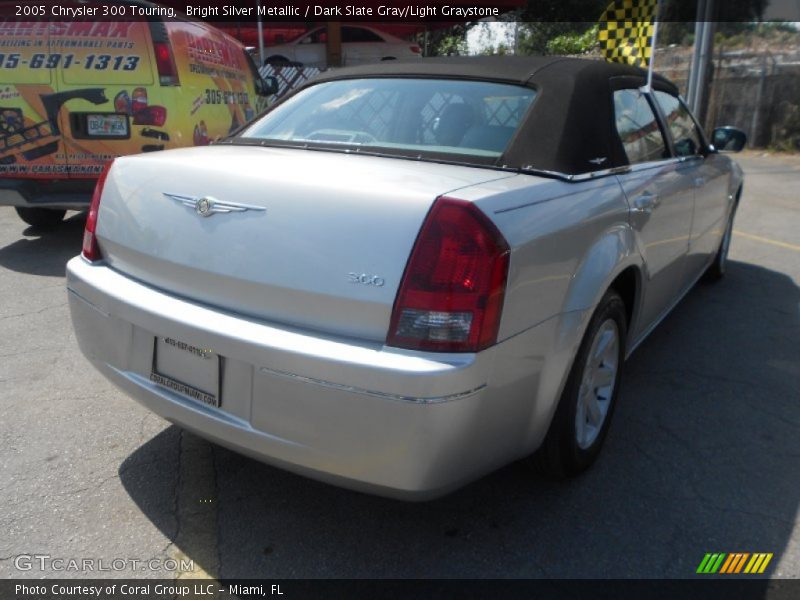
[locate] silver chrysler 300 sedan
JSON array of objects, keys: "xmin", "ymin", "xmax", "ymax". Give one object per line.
[{"xmin": 67, "ymin": 57, "xmax": 745, "ymax": 499}]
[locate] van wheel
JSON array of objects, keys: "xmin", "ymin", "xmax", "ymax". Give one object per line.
[
  {"xmin": 531, "ymin": 290, "xmax": 627, "ymax": 479},
  {"xmin": 381, "ymin": 57, "xmax": 397, "ymax": 61},
  {"xmin": 265, "ymin": 55, "xmax": 290, "ymax": 65},
  {"xmin": 15, "ymin": 207, "xmax": 66, "ymax": 230}
]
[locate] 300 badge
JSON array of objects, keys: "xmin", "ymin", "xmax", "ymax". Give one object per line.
[{"xmin": 348, "ymin": 273, "xmax": 386, "ymax": 287}]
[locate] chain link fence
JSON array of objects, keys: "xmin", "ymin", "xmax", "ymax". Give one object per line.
[{"xmin": 658, "ymin": 46, "xmax": 800, "ymax": 150}]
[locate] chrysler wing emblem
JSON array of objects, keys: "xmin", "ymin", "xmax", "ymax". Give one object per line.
[{"xmin": 163, "ymin": 193, "xmax": 266, "ymax": 218}]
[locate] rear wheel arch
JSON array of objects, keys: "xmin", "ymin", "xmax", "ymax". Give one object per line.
[
  {"xmin": 530, "ymin": 288, "xmax": 628, "ymax": 478},
  {"xmin": 561, "ymin": 224, "xmax": 640, "ymax": 319},
  {"xmin": 519, "ymin": 254, "xmax": 641, "ymax": 458},
  {"xmin": 608, "ymin": 266, "xmax": 641, "ymax": 337}
]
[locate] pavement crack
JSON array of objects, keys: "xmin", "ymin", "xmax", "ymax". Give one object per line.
[
  {"xmin": 170, "ymin": 430, "xmax": 220, "ymax": 580},
  {"xmin": 56, "ymin": 472, "xmax": 119, "ymax": 498},
  {"xmin": 0, "ymin": 347, "xmax": 58, "ymax": 359},
  {"xmin": 138, "ymin": 413, "xmax": 151, "ymax": 444},
  {"xmin": 162, "ymin": 429, "xmax": 184, "ymax": 561},
  {"xmin": 0, "ymin": 304, "xmax": 64, "ymax": 321}
]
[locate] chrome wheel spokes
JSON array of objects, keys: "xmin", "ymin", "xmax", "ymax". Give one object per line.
[{"xmin": 575, "ymin": 319, "xmax": 620, "ymax": 450}]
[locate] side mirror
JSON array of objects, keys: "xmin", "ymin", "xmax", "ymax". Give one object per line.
[
  {"xmin": 256, "ymin": 75, "xmax": 279, "ymax": 97},
  {"xmin": 712, "ymin": 127, "xmax": 747, "ymax": 153}
]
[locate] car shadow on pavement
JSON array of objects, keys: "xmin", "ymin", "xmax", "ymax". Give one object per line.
[
  {"xmin": 118, "ymin": 260, "xmax": 799, "ymax": 582},
  {"xmin": 0, "ymin": 212, "xmax": 85, "ymax": 277}
]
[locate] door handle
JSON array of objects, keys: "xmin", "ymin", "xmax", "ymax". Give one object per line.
[
  {"xmin": 694, "ymin": 177, "xmax": 706, "ymax": 187},
  {"xmin": 632, "ymin": 193, "xmax": 660, "ymax": 213}
]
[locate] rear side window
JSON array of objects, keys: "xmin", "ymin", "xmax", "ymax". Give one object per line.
[
  {"xmin": 613, "ymin": 89, "xmax": 668, "ymax": 165},
  {"xmin": 654, "ymin": 91, "xmax": 704, "ymax": 157}
]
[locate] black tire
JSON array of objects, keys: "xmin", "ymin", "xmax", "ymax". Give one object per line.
[
  {"xmin": 531, "ymin": 290, "xmax": 627, "ymax": 479},
  {"xmin": 380, "ymin": 56, "xmax": 397, "ymax": 61},
  {"xmin": 704, "ymin": 200, "xmax": 738, "ymax": 281},
  {"xmin": 265, "ymin": 55, "xmax": 290, "ymax": 66},
  {"xmin": 15, "ymin": 207, "xmax": 66, "ymax": 230}
]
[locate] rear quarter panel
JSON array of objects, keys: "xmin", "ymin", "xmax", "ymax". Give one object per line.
[
  {"xmin": 458, "ymin": 174, "xmax": 639, "ymax": 341},
  {"xmin": 456, "ymin": 173, "xmax": 640, "ymax": 451}
]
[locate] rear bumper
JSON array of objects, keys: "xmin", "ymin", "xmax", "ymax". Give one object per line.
[
  {"xmin": 0, "ymin": 178, "xmax": 96, "ymax": 210},
  {"xmin": 67, "ymin": 257, "xmax": 565, "ymax": 499}
]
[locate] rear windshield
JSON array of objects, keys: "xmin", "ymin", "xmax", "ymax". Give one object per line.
[{"xmin": 240, "ymin": 78, "xmax": 536, "ymax": 164}]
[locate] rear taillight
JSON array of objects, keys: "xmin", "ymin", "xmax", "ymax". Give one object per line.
[
  {"xmin": 133, "ymin": 105, "xmax": 167, "ymax": 127},
  {"xmin": 82, "ymin": 160, "xmax": 114, "ymax": 262},
  {"xmin": 153, "ymin": 41, "xmax": 179, "ymax": 86},
  {"xmin": 410, "ymin": 45, "xmax": 421, "ymax": 54},
  {"xmin": 387, "ymin": 197, "xmax": 510, "ymax": 353}
]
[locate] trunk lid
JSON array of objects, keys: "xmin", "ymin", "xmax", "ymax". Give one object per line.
[{"xmin": 96, "ymin": 145, "xmax": 516, "ymax": 342}]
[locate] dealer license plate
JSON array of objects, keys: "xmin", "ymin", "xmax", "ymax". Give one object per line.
[
  {"xmin": 86, "ymin": 114, "xmax": 129, "ymax": 137},
  {"xmin": 150, "ymin": 337, "xmax": 220, "ymax": 408}
]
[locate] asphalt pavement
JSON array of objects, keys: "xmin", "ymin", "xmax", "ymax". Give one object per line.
[{"xmin": 1, "ymin": 153, "xmax": 798, "ymax": 579}]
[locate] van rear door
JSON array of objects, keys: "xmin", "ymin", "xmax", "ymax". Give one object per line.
[
  {"xmin": 0, "ymin": 20, "xmax": 66, "ymax": 179},
  {"xmin": 54, "ymin": 18, "xmax": 157, "ymax": 177}
]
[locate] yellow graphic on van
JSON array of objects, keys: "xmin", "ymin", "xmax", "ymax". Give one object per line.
[{"xmin": 0, "ymin": 17, "xmax": 260, "ymax": 179}]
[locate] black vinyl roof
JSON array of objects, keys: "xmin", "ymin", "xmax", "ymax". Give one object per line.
[{"xmin": 305, "ymin": 56, "xmax": 681, "ymax": 176}]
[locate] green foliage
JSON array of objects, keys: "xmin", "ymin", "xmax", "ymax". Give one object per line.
[
  {"xmin": 546, "ymin": 25, "xmax": 599, "ymax": 55},
  {"xmin": 417, "ymin": 0, "xmax": 787, "ymax": 57},
  {"xmin": 715, "ymin": 22, "xmax": 800, "ymax": 48},
  {"xmin": 435, "ymin": 34, "xmax": 469, "ymax": 56},
  {"xmin": 413, "ymin": 24, "xmax": 473, "ymax": 57},
  {"xmin": 517, "ymin": 23, "xmax": 597, "ymax": 56},
  {"xmin": 658, "ymin": 22, "xmax": 694, "ymax": 47}
]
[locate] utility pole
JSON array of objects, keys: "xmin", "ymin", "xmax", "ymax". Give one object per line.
[
  {"xmin": 686, "ymin": 0, "xmax": 715, "ymax": 126},
  {"xmin": 256, "ymin": 0, "xmax": 265, "ymax": 65},
  {"xmin": 326, "ymin": 22, "xmax": 343, "ymax": 68}
]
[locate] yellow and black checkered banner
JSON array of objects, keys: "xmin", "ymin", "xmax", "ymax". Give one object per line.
[{"xmin": 598, "ymin": 0, "xmax": 658, "ymax": 69}]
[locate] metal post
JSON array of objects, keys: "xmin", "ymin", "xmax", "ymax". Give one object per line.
[
  {"xmin": 326, "ymin": 22, "xmax": 342, "ymax": 68},
  {"xmin": 688, "ymin": 0, "xmax": 715, "ymax": 123},
  {"xmin": 686, "ymin": 0, "xmax": 706, "ymax": 107},
  {"xmin": 256, "ymin": 0, "xmax": 265, "ymax": 65},
  {"xmin": 644, "ymin": 0, "xmax": 662, "ymax": 93},
  {"xmin": 750, "ymin": 55, "xmax": 767, "ymax": 148},
  {"xmin": 695, "ymin": 1, "xmax": 715, "ymax": 126}
]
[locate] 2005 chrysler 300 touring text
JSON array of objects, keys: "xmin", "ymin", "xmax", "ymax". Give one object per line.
[{"xmin": 67, "ymin": 57, "xmax": 745, "ymax": 499}]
